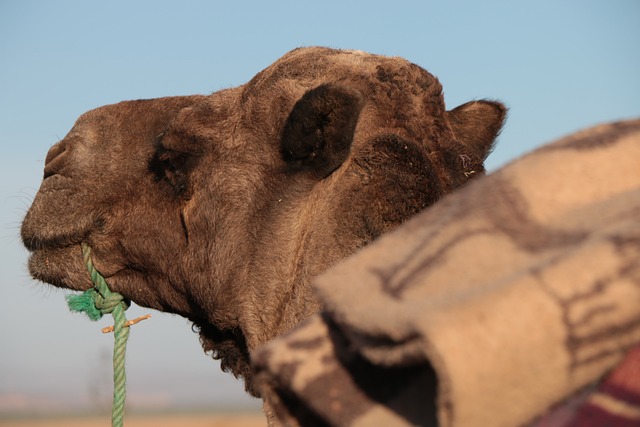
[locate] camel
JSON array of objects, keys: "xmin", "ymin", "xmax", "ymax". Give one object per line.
[{"xmin": 21, "ymin": 47, "xmax": 506, "ymax": 405}]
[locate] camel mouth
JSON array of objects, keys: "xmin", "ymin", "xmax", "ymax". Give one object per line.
[{"xmin": 21, "ymin": 228, "xmax": 88, "ymax": 253}]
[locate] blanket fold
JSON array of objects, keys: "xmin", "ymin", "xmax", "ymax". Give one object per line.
[{"xmin": 254, "ymin": 119, "xmax": 640, "ymax": 427}]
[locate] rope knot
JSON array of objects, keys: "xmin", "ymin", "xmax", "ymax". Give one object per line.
[{"xmin": 94, "ymin": 292, "xmax": 130, "ymax": 314}]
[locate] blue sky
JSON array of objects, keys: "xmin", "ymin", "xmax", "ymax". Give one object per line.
[{"xmin": 1, "ymin": 0, "xmax": 638, "ymax": 415}]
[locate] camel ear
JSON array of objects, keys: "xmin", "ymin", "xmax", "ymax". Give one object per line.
[
  {"xmin": 446, "ymin": 100, "xmax": 507, "ymax": 161},
  {"xmin": 281, "ymin": 84, "xmax": 364, "ymax": 179}
]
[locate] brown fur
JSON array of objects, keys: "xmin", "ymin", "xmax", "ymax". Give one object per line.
[{"xmin": 21, "ymin": 47, "xmax": 506, "ymax": 397}]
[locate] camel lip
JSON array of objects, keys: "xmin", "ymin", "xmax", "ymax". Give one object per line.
[
  {"xmin": 38, "ymin": 173, "xmax": 73, "ymax": 189},
  {"xmin": 21, "ymin": 230, "xmax": 87, "ymax": 253},
  {"xmin": 27, "ymin": 246, "xmax": 93, "ymax": 291},
  {"xmin": 21, "ymin": 209, "xmax": 91, "ymax": 253},
  {"xmin": 27, "ymin": 244, "xmax": 134, "ymax": 295}
]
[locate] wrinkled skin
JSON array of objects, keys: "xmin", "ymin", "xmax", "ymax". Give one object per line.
[{"xmin": 21, "ymin": 47, "xmax": 506, "ymax": 401}]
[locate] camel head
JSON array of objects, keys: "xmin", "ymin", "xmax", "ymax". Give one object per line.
[{"xmin": 21, "ymin": 47, "xmax": 506, "ymax": 395}]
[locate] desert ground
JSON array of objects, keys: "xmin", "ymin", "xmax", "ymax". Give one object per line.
[{"xmin": 0, "ymin": 412, "xmax": 266, "ymax": 427}]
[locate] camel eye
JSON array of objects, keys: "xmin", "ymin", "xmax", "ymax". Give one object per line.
[
  {"xmin": 168, "ymin": 154, "xmax": 187, "ymax": 170},
  {"xmin": 149, "ymin": 146, "xmax": 192, "ymax": 196}
]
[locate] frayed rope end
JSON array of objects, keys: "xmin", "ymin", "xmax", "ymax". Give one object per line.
[{"xmin": 66, "ymin": 289, "xmax": 103, "ymax": 321}]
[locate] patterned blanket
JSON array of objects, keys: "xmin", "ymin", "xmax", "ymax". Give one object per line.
[{"xmin": 253, "ymin": 119, "xmax": 640, "ymax": 427}]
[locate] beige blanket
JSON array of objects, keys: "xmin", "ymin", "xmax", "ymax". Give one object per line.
[{"xmin": 253, "ymin": 119, "xmax": 640, "ymax": 427}]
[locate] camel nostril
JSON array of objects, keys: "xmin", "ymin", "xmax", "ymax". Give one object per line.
[
  {"xmin": 43, "ymin": 140, "xmax": 69, "ymax": 179},
  {"xmin": 45, "ymin": 140, "xmax": 67, "ymax": 165}
]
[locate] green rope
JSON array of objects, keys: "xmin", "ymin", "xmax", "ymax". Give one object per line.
[{"xmin": 66, "ymin": 243, "xmax": 130, "ymax": 427}]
